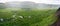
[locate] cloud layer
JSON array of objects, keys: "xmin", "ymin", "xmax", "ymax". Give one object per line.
[{"xmin": 0, "ymin": 0, "xmax": 60, "ymax": 5}]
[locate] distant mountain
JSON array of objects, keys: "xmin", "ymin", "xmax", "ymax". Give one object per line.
[
  {"xmin": 19, "ymin": 1, "xmax": 37, "ymax": 9},
  {"xmin": 4, "ymin": 1, "xmax": 60, "ymax": 9},
  {"xmin": 0, "ymin": 3, "xmax": 6, "ymax": 9},
  {"xmin": 37, "ymin": 3, "xmax": 60, "ymax": 9},
  {"xmin": 6, "ymin": 1, "xmax": 20, "ymax": 8}
]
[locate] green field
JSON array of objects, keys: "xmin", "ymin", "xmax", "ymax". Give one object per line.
[{"xmin": 0, "ymin": 9, "xmax": 58, "ymax": 26}]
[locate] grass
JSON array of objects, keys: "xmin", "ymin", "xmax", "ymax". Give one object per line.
[{"xmin": 0, "ymin": 9, "xmax": 58, "ymax": 26}]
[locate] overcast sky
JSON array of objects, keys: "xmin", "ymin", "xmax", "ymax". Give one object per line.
[{"xmin": 0, "ymin": 0, "xmax": 60, "ymax": 5}]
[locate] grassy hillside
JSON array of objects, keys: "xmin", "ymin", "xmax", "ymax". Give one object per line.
[{"xmin": 0, "ymin": 9, "xmax": 58, "ymax": 26}]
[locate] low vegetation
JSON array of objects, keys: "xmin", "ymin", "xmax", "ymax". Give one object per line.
[{"xmin": 0, "ymin": 9, "xmax": 57, "ymax": 26}]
